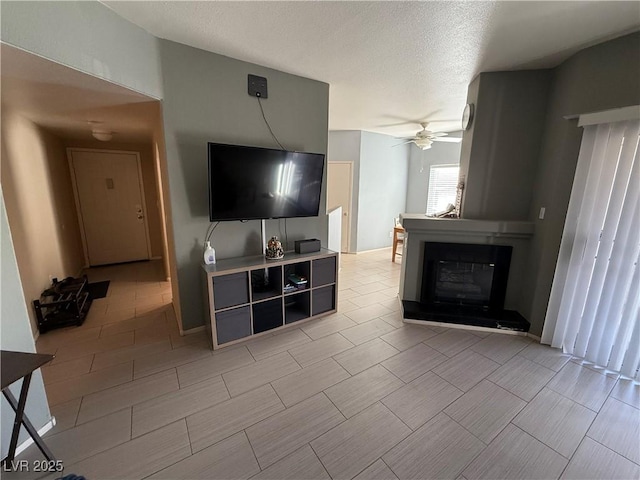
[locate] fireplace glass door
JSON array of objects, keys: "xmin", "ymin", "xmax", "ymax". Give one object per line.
[
  {"xmin": 434, "ymin": 261, "xmax": 494, "ymax": 307},
  {"xmin": 421, "ymin": 242, "xmax": 512, "ymax": 312}
]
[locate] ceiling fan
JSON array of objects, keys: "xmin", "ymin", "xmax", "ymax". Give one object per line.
[{"xmin": 397, "ymin": 122, "xmax": 462, "ymax": 150}]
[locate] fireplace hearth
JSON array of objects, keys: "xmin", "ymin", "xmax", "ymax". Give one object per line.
[{"xmin": 403, "ymin": 242, "xmax": 530, "ymax": 332}]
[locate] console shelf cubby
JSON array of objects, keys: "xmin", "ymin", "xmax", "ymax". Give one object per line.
[{"xmin": 202, "ymin": 249, "xmax": 338, "ymax": 349}]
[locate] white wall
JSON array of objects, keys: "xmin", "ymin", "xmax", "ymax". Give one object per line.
[
  {"xmin": 357, "ymin": 131, "xmax": 409, "ymax": 251},
  {"xmin": 0, "ymin": 1, "xmax": 162, "ymax": 99},
  {"xmin": 1, "ymin": 187, "xmax": 52, "ymax": 458},
  {"xmin": 405, "ymin": 138, "xmax": 462, "ymax": 214},
  {"xmin": 328, "ymin": 130, "xmax": 410, "ymax": 252},
  {"xmin": 327, "ymin": 131, "xmax": 361, "ymax": 252}
]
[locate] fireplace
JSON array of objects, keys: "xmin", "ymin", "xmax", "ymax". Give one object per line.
[
  {"xmin": 402, "ymin": 241, "xmax": 530, "ymax": 332},
  {"xmin": 421, "ymin": 243, "xmax": 511, "ymax": 312}
]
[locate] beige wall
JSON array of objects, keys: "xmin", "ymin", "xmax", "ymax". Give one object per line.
[
  {"xmin": 1, "ymin": 111, "xmax": 85, "ymax": 335},
  {"xmin": 152, "ymin": 108, "xmax": 183, "ymax": 327},
  {"xmin": 64, "ymin": 141, "xmax": 164, "ymax": 259}
]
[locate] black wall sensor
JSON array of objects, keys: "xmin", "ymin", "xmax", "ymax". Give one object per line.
[{"xmin": 248, "ymin": 74, "xmax": 268, "ymax": 98}]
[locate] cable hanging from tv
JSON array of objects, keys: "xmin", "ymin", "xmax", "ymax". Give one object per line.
[
  {"xmin": 205, "ymin": 221, "xmax": 220, "ymax": 243},
  {"xmin": 257, "ymin": 96, "xmax": 285, "ymax": 150}
]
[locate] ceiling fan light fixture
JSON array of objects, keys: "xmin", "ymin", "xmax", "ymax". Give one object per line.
[
  {"xmin": 92, "ymin": 129, "xmax": 113, "ymax": 141},
  {"xmin": 414, "ymin": 138, "xmax": 433, "ymax": 150}
]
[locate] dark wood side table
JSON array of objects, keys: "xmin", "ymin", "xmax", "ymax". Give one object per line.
[{"xmin": 1, "ymin": 350, "xmax": 56, "ymax": 468}]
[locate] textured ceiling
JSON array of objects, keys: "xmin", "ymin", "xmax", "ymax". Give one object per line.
[{"xmin": 102, "ymin": 1, "xmax": 640, "ymax": 137}]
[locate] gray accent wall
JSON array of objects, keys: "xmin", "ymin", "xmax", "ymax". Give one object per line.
[
  {"xmin": 0, "ymin": 1, "xmax": 162, "ymax": 99},
  {"xmin": 327, "ymin": 131, "xmax": 362, "ymax": 252},
  {"xmin": 405, "ymin": 138, "xmax": 462, "ymax": 214},
  {"xmin": 460, "ymin": 70, "xmax": 552, "ymax": 220},
  {"xmin": 458, "ymin": 32, "xmax": 640, "ymax": 336},
  {"xmin": 159, "ymin": 39, "xmax": 329, "ymax": 330},
  {"xmin": 1, "ymin": 188, "xmax": 52, "ymax": 457},
  {"xmin": 523, "ymin": 32, "xmax": 640, "ymax": 335}
]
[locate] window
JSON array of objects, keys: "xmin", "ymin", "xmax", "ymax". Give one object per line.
[{"xmin": 426, "ymin": 164, "xmax": 459, "ymax": 215}]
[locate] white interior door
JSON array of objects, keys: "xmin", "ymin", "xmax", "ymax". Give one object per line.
[
  {"xmin": 69, "ymin": 149, "xmax": 151, "ymax": 266},
  {"xmin": 327, "ymin": 162, "xmax": 353, "ymax": 253}
]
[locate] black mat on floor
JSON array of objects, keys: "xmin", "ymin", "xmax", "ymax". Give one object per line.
[{"xmin": 87, "ymin": 280, "xmax": 110, "ymax": 299}]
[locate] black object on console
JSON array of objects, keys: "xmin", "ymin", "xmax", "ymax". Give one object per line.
[{"xmin": 295, "ymin": 239, "xmax": 321, "ymax": 254}]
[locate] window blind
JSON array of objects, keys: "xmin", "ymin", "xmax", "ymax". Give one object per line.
[
  {"xmin": 426, "ymin": 164, "xmax": 459, "ymax": 216},
  {"xmin": 542, "ymin": 119, "xmax": 639, "ymax": 380}
]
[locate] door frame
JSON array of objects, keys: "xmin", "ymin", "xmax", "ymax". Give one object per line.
[
  {"xmin": 327, "ymin": 161, "xmax": 353, "ymax": 253},
  {"xmin": 67, "ymin": 148, "xmax": 153, "ymax": 267}
]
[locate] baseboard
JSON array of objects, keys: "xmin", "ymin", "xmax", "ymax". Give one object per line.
[
  {"xmin": 355, "ymin": 246, "xmax": 393, "ymax": 254},
  {"xmin": 179, "ymin": 325, "xmax": 207, "ymax": 336},
  {"xmin": 527, "ymin": 332, "xmax": 542, "ymax": 342},
  {"xmin": 12, "ymin": 417, "xmax": 56, "ymax": 458},
  {"xmin": 403, "ymin": 318, "xmax": 528, "ymax": 337}
]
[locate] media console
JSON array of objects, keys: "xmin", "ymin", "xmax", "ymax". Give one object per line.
[{"xmin": 202, "ymin": 249, "xmax": 338, "ymax": 349}]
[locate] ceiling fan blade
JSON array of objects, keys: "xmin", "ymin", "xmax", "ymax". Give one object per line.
[
  {"xmin": 432, "ymin": 137, "xmax": 462, "ymax": 143},
  {"xmin": 392, "ymin": 140, "xmax": 416, "ymax": 147},
  {"xmin": 429, "ymin": 132, "xmax": 448, "ymax": 138}
]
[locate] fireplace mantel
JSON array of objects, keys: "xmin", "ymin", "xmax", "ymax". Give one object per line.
[
  {"xmin": 400, "ymin": 215, "xmax": 535, "ymax": 239},
  {"xmin": 399, "ymin": 214, "xmax": 535, "ymax": 331}
]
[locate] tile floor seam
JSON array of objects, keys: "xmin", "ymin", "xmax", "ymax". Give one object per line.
[
  {"xmin": 544, "ymin": 379, "xmax": 608, "ymax": 414},
  {"xmin": 352, "ymin": 402, "xmax": 414, "ymax": 473},
  {"xmin": 380, "ymin": 457, "xmax": 398, "ymax": 480},
  {"xmin": 268, "ymin": 380, "xmax": 290, "ymax": 409},
  {"xmin": 308, "ymin": 438, "xmax": 331, "ymax": 478},
  {"xmin": 243, "ymin": 428, "xmax": 265, "ymax": 472},
  {"xmin": 584, "ymin": 430, "xmax": 640, "ymax": 466},
  {"xmin": 382, "ymin": 396, "xmax": 416, "ymax": 433},
  {"xmin": 188, "ymin": 408, "xmax": 274, "ymax": 456},
  {"xmin": 509, "ymin": 422, "xmax": 574, "ymax": 468},
  {"xmin": 377, "ymin": 335, "xmax": 404, "ymax": 354},
  {"xmin": 318, "ymin": 390, "xmax": 348, "ymax": 425},
  {"xmin": 532, "ymin": 410, "xmax": 596, "ymax": 461},
  {"xmin": 377, "ymin": 361, "xmax": 409, "ymax": 385},
  {"xmin": 467, "ymin": 344, "xmax": 520, "ymax": 365},
  {"xmin": 484, "ymin": 376, "xmax": 543, "ymax": 403},
  {"xmin": 605, "ymin": 383, "xmax": 640, "ymax": 411},
  {"xmin": 350, "ymin": 458, "xmax": 381, "ymax": 480},
  {"xmin": 556, "ymin": 435, "xmax": 588, "ymax": 479},
  {"xmin": 51, "ymin": 406, "xmax": 161, "ymax": 471},
  {"xmin": 183, "ymin": 412, "xmax": 194, "ymax": 456},
  {"xmin": 514, "ymin": 351, "xmax": 569, "ymax": 372},
  {"xmin": 437, "ymin": 411, "xmax": 496, "ymax": 477},
  {"xmin": 441, "ymin": 410, "xmax": 493, "ymax": 447},
  {"xmin": 74, "ymin": 395, "xmax": 85, "ymax": 429}
]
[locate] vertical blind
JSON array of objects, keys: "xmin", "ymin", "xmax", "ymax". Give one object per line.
[
  {"xmin": 426, "ymin": 164, "xmax": 459, "ymax": 216},
  {"xmin": 542, "ymin": 119, "xmax": 639, "ymax": 380}
]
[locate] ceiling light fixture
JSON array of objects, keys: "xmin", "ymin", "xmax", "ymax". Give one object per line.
[
  {"xmin": 414, "ymin": 138, "xmax": 433, "ymax": 150},
  {"xmin": 92, "ymin": 129, "xmax": 113, "ymax": 141}
]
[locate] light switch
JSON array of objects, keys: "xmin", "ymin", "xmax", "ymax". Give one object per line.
[{"xmin": 539, "ymin": 207, "xmax": 546, "ymax": 220}]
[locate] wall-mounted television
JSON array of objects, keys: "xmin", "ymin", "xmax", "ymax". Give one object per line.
[{"xmin": 208, "ymin": 142, "xmax": 325, "ymax": 222}]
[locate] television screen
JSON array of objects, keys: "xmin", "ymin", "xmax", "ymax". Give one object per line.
[{"xmin": 208, "ymin": 143, "xmax": 325, "ymax": 221}]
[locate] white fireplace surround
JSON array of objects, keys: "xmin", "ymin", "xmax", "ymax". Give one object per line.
[{"xmin": 399, "ymin": 215, "xmax": 535, "ymax": 331}]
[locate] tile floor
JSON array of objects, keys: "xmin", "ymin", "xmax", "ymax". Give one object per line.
[{"xmin": 10, "ymin": 251, "xmax": 640, "ymax": 479}]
